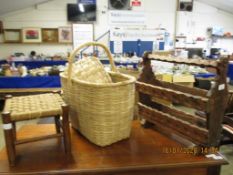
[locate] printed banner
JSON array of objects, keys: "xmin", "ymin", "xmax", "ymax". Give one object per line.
[
  {"xmin": 110, "ymin": 28, "xmax": 165, "ymax": 41},
  {"xmin": 109, "ymin": 10, "xmax": 146, "ymax": 26},
  {"xmin": 72, "ymin": 24, "xmax": 94, "ymax": 52}
]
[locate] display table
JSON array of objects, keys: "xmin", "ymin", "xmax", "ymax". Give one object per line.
[
  {"xmin": 228, "ymin": 61, "xmax": 233, "ymax": 84},
  {"xmin": 0, "ymin": 60, "xmax": 67, "ymax": 69},
  {"xmin": 12, "ymin": 60, "xmax": 67, "ymax": 69},
  {"xmin": 0, "ymin": 76, "xmax": 61, "ymax": 98},
  {"xmin": 0, "ymin": 59, "xmax": 138, "ymax": 69},
  {"xmin": 0, "ymin": 60, "xmax": 64, "ymax": 97},
  {"xmin": 0, "ymin": 76, "xmax": 61, "ymax": 88},
  {"xmin": 194, "ymin": 73, "xmax": 216, "ymax": 78},
  {"xmin": 0, "ymin": 122, "xmax": 227, "ymax": 175},
  {"xmin": 0, "ymin": 60, "xmax": 6, "ymax": 65},
  {"xmin": 193, "ymin": 73, "xmax": 216, "ymax": 90}
]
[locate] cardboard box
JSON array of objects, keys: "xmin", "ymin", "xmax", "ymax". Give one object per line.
[
  {"xmin": 174, "ymin": 82, "xmax": 194, "ymax": 88},
  {"xmin": 153, "ymin": 74, "xmax": 195, "ymax": 104},
  {"xmin": 173, "ymin": 75, "xmax": 195, "ymax": 88},
  {"xmin": 155, "ymin": 74, "xmax": 195, "ymax": 87},
  {"xmin": 154, "ymin": 73, "xmax": 173, "ymax": 106},
  {"xmin": 173, "ymin": 75, "xmax": 195, "ymax": 83},
  {"xmin": 155, "ymin": 74, "xmax": 173, "ymax": 83}
]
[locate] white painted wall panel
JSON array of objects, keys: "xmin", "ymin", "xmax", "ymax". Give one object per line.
[{"xmin": 0, "ymin": 0, "xmax": 232, "ymax": 58}]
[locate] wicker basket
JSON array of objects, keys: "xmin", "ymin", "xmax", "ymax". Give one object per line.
[{"xmin": 60, "ymin": 42, "xmax": 136, "ymax": 146}]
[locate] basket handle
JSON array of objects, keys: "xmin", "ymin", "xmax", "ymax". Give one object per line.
[{"xmin": 67, "ymin": 42, "xmax": 117, "ymax": 81}]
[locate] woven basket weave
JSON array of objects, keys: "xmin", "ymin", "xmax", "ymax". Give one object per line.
[{"xmin": 60, "ymin": 42, "xmax": 136, "ymax": 146}]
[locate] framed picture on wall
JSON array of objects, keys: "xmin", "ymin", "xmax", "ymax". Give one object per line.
[
  {"xmin": 4, "ymin": 29, "xmax": 21, "ymax": 43},
  {"xmin": 42, "ymin": 28, "xmax": 58, "ymax": 43},
  {"xmin": 22, "ymin": 28, "xmax": 42, "ymax": 43},
  {"xmin": 58, "ymin": 26, "xmax": 72, "ymax": 43}
]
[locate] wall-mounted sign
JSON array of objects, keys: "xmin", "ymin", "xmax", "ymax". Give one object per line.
[
  {"xmin": 110, "ymin": 28, "xmax": 165, "ymax": 41},
  {"xmin": 109, "ymin": 10, "xmax": 146, "ymax": 26},
  {"xmin": 72, "ymin": 23, "xmax": 94, "ymax": 51},
  {"xmin": 114, "ymin": 41, "xmax": 123, "ymax": 53},
  {"xmin": 131, "ymin": 0, "xmax": 141, "ymax": 6}
]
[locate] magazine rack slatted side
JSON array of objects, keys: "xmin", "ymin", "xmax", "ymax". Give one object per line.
[{"xmin": 137, "ymin": 52, "xmax": 229, "ymax": 147}]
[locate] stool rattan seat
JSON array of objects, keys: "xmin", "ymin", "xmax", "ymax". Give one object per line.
[
  {"xmin": 1, "ymin": 93, "xmax": 71, "ymax": 166},
  {"xmin": 4, "ymin": 93, "xmax": 64, "ymax": 121}
]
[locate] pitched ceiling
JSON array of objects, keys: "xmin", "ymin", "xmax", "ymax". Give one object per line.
[
  {"xmin": 0, "ymin": 0, "xmax": 232, "ymax": 15},
  {"xmin": 0, "ymin": 0, "xmax": 51, "ymax": 15},
  {"xmin": 197, "ymin": 0, "xmax": 233, "ymax": 14}
]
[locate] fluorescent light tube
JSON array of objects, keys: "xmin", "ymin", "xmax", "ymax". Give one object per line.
[{"xmin": 79, "ymin": 3, "xmax": 85, "ymax": 12}]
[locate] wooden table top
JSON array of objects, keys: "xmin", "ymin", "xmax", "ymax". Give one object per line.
[
  {"xmin": 0, "ymin": 88, "xmax": 61, "ymax": 99},
  {"xmin": 0, "ymin": 122, "xmax": 228, "ymax": 175}
]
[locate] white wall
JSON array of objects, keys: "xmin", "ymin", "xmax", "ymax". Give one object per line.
[
  {"xmin": 177, "ymin": 1, "xmax": 233, "ymax": 53},
  {"xmin": 0, "ymin": 0, "xmax": 232, "ymax": 59},
  {"xmin": 0, "ymin": 0, "xmax": 176, "ymax": 59},
  {"xmin": 0, "ymin": 0, "xmax": 74, "ymax": 59}
]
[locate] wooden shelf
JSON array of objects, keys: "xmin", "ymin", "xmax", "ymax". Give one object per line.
[
  {"xmin": 175, "ymin": 47, "xmax": 186, "ymax": 49},
  {"xmin": 176, "ymin": 36, "xmax": 187, "ymax": 39},
  {"xmin": 211, "ymin": 35, "xmax": 233, "ymax": 39}
]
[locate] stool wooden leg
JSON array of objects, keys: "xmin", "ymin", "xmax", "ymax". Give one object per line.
[
  {"xmin": 54, "ymin": 116, "xmax": 61, "ymax": 134},
  {"xmin": 1, "ymin": 112, "xmax": 16, "ymax": 166},
  {"xmin": 12, "ymin": 122, "xmax": 16, "ymax": 141},
  {"xmin": 61, "ymin": 104, "xmax": 71, "ymax": 154}
]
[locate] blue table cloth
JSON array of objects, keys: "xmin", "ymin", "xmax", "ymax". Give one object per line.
[
  {"xmin": 0, "ymin": 76, "xmax": 61, "ymax": 88},
  {"xmin": 13, "ymin": 60, "xmax": 67, "ymax": 69},
  {"xmin": 194, "ymin": 73, "xmax": 216, "ymax": 78},
  {"xmin": 228, "ymin": 63, "xmax": 233, "ymax": 83},
  {"xmin": 0, "ymin": 60, "xmax": 67, "ymax": 69},
  {"xmin": 0, "ymin": 60, "xmax": 7, "ymax": 65}
]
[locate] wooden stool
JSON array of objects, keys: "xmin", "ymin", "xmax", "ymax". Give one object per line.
[{"xmin": 1, "ymin": 93, "xmax": 71, "ymax": 166}]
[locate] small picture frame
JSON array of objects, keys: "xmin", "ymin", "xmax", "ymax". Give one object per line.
[
  {"xmin": 58, "ymin": 26, "xmax": 72, "ymax": 43},
  {"xmin": 4, "ymin": 29, "xmax": 21, "ymax": 43},
  {"xmin": 22, "ymin": 28, "xmax": 42, "ymax": 43},
  {"xmin": 42, "ymin": 28, "xmax": 58, "ymax": 43}
]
